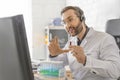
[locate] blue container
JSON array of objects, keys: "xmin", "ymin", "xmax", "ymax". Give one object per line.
[{"xmin": 53, "ymin": 18, "xmax": 63, "ymax": 26}]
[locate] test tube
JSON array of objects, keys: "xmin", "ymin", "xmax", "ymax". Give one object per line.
[{"xmin": 70, "ymin": 41, "xmax": 72, "ymax": 46}]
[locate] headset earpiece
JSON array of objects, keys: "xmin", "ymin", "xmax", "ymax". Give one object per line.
[
  {"xmin": 80, "ymin": 14, "xmax": 85, "ymax": 21},
  {"xmin": 74, "ymin": 6, "xmax": 85, "ymax": 22}
]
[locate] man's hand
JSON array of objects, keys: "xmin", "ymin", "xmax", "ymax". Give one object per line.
[
  {"xmin": 69, "ymin": 45, "xmax": 86, "ymax": 65},
  {"xmin": 48, "ymin": 37, "xmax": 69, "ymax": 56}
]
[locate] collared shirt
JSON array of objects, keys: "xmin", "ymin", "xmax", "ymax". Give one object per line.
[{"xmin": 50, "ymin": 27, "xmax": 120, "ymax": 80}]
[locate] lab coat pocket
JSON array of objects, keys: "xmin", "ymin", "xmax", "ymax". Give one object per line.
[{"xmin": 85, "ymin": 50, "xmax": 99, "ymax": 59}]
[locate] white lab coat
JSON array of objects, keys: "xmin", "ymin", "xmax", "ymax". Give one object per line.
[{"xmin": 49, "ymin": 28, "xmax": 120, "ymax": 80}]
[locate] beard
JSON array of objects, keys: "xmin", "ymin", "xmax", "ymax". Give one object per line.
[{"xmin": 68, "ymin": 22, "xmax": 83, "ymax": 37}]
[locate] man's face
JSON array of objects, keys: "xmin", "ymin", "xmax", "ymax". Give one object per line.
[{"xmin": 62, "ymin": 9, "xmax": 83, "ymax": 36}]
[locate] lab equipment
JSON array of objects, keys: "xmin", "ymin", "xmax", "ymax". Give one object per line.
[{"xmin": 37, "ymin": 61, "xmax": 65, "ymax": 79}]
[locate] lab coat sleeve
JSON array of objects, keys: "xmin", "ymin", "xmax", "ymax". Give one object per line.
[{"xmin": 85, "ymin": 35, "xmax": 120, "ymax": 79}]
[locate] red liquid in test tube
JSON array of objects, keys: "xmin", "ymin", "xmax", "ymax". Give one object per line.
[{"xmin": 70, "ymin": 41, "xmax": 72, "ymax": 46}]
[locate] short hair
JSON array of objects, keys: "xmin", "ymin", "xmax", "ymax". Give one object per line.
[{"xmin": 61, "ymin": 6, "xmax": 85, "ymax": 21}]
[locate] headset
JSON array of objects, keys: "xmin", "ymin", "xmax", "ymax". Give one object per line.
[
  {"xmin": 61, "ymin": 6, "xmax": 86, "ymax": 22},
  {"xmin": 79, "ymin": 14, "xmax": 85, "ymax": 22},
  {"xmin": 74, "ymin": 6, "xmax": 85, "ymax": 22}
]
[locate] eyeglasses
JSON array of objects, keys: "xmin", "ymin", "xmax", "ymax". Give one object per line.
[{"xmin": 61, "ymin": 16, "xmax": 79, "ymax": 26}]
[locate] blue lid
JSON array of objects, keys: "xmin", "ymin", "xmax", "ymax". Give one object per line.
[{"xmin": 53, "ymin": 18, "xmax": 63, "ymax": 26}]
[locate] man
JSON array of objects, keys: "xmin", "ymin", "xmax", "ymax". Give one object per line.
[{"xmin": 48, "ymin": 6, "xmax": 120, "ymax": 80}]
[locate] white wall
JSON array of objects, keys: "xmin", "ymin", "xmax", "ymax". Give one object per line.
[
  {"xmin": 0, "ymin": 0, "xmax": 32, "ymax": 57},
  {"xmin": 32, "ymin": 0, "xmax": 66, "ymax": 60},
  {"xmin": 66, "ymin": 0, "xmax": 120, "ymax": 31}
]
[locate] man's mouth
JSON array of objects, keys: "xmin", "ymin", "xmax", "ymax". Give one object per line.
[{"xmin": 69, "ymin": 28, "xmax": 75, "ymax": 33}]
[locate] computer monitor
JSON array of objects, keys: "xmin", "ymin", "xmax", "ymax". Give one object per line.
[{"xmin": 0, "ymin": 15, "xmax": 34, "ymax": 80}]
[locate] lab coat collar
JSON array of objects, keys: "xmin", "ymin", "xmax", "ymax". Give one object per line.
[{"xmin": 80, "ymin": 27, "xmax": 95, "ymax": 47}]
